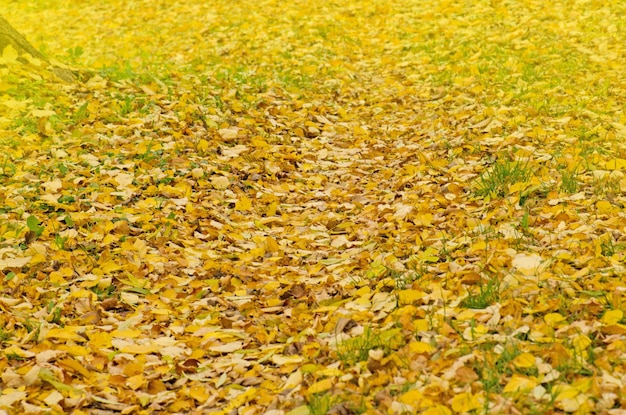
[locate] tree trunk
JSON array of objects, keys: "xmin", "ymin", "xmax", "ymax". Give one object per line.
[
  {"xmin": 0, "ymin": 15, "xmax": 46, "ymax": 60},
  {"xmin": 0, "ymin": 15, "xmax": 74, "ymax": 81}
]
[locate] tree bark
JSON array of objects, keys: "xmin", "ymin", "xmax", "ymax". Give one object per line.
[
  {"xmin": 0, "ymin": 15, "xmax": 46, "ymax": 60},
  {"xmin": 0, "ymin": 15, "xmax": 74, "ymax": 81}
]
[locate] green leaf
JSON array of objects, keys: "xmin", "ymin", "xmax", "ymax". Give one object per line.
[
  {"xmin": 26, "ymin": 215, "xmax": 44, "ymax": 236},
  {"xmin": 38, "ymin": 368, "xmax": 81, "ymax": 393}
]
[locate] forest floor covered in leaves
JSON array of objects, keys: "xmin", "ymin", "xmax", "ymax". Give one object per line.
[{"xmin": 2, "ymin": 0, "xmax": 626, "ymax": 414}]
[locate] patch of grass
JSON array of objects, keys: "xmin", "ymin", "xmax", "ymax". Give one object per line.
[
  {"xmin": 496, "ymin": 342, "xmax": 523, "ymax": 376},
  {"xmin": 336, "ymin": 326, "xmax": 402, "ymax": 366},
  {"xmin": 308, "ymin": 394, "xmax": 341, "ymax": 415},
  {"xmin": 0, "ymin": 157, "xmax": 16, "ymax": 178},
  {"xmin": 461, "ymin": 277, "xmax": 500, "ymax": 309},
  {"xmin": 559, "ymin": 169, "xmax": 579, "ymax": 193},
  {"xmin": 98, "ymin": 61, "xmax": 147, "ymax": 83},
  {"xmin": 64, "ymin": 46, "xmax": 84, "ymax": 65},
  {"xmin": 472, "ymin": 354, "xmax": 503, "ymax": 396},
  {"xmin": 379, "ymin": 264, "xmax": 424, "ymax": 290},
  {"xmin": 519, "ymin": 210, "xmax": 530, "ymax": 232},
  {"xmin": 592, "ymin": 175, "xmax": 621, "ymax": 198},
  {"xmin": 475, "ymin": 159, "xmax": 533, "ymax": 198},
  {"xmin": 47, "ymin": 301, "xmax": 63, "ymax": 324},
  {"xmin": 0, "ymin": 328, "xmax": 11, "ymax": 344},
  {"xmin": 472, "ymin": 341, "xmax": 522, "ymax": 391},
  {"xmin": 598, "ymin": 235, "xmax": 626, "ymax": 257},
  {"xmin": 90, "ymin": 284, "xmax": 116, "ymax": 300},
  {"xmin": 6, "ymin": 352, "xmax": 27, "ymax": 361}
]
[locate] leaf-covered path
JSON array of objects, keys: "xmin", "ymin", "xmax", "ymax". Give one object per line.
[{"xmin": 2, "ymin": 0, "xmax": 626, "ymax": 414}]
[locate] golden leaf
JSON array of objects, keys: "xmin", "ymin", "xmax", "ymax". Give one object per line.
[
  {"xmin": 602, "ymin": 309, "xmax": 624, "ymax": 325},
  {"xmin": 208, "ymin": 341, "xmax": 244, "ymax": 353},
  {"xmin": 306, "ymin": 378, "xmax": 333, "ymax": 395},
  {"xmin": 450, "ymin": 391, "xmax": 480, "ymax": 413},
  {"xmin": 512, "ymin": 352, "xmax": 535, "ymax": 369},
  {"xmin": 2, "ymin": 45, "xmax": 18, "ymax": 64},
  {"xmin": 397, "ymin": 289, "xmax": 425, "ymax": 305},
  {"xmin": 503, "ymin": 375, "xmax": 538, "ymax": 394},
  {"xmin": 235, "ymin": 196, "xmax": 252, "ymax": 211}
]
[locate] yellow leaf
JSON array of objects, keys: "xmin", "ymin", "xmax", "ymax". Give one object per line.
[
  {"xmin": 450, "ymin": 391, "xmax": 480, "ymax": 413},
  {"xmin": 114, "ymin": 172, "xmax": 134, "ymax": 188},
  {"xmin": 219, "ymin": 127, "xmax": 239, "ymax": 140},
  {"xmin": 265, "ymin": 236, "xmax": 279, "ymax": 253},
  {"xmin": 272, "ymin": 355, "xmax": 304, "ymax": 365},
  {"xmin": 265, "ymin": 297, "xmax": 282, "ymax": 306},
  {"xmin": 49, "ymin": 266, "xmax": 74, "ymax": 284},
  {"xmin": 0, "ymin": 391, "xmax": 26, "ymax": 407},
  {"xmin": 102, "ymin": 234, "xmax": 117, "ymax": 245},
  {"xmin": 45, "ymin": 328, "xmax": 86, "ymax": 342},
  {"xmin": 283, "ymin": 370, "xmax": 303, "ymax": 391},
  {"xmin": 2, "ymin": 45, "xmax": 18, "ymax": 64},
  {"xmin": 602, "ymin": 309, "xmax": 623, "ymax": 325},
  {"xmin": 603, "ymin": 158, "xmax": 626, "ymax": 170},
  {"xmin": 208, "ymin": 341, "xmax": 244, "ymax": 353},
  {"xmin": 286, "ymin": 405, "xmax": 311, "ymax": 415},
  {"xmin": 231, "ymin": 101, "xmax": 243, "ymax": 112},
  {"xmin": 503, "ymin": 375, "xmax": 538, "ymax": 393},
  {"xmin": 554, "ymin": 384, "xmax": 579, "ymax": 401},
  {"xmin": 211, "ymin": 175, "xmax": 230, "ymax": 189},
  {"xmin": 29, "ymin": 253, "xmax": 47, "ymax": 265},
  {"xmin": 508, "ymin": 181, "xmax": 528, "ymax": 194},
  {"xmin": 422, "ymin": 405, "xmax": 452, "ymax": 415},
  {"xmin": 596, "ymin": 200, "xmax": 613, "ymax": 214},
  {"xmin": 31, "ymin": 109, "xmax": 56, "ymax": 117},
  {"xmin": 58, "ymin": 358, "xmax": 90, "ymax": 378},
  {"xmin": 398, "ymin": 289, "xmax": 425, "ymax": 305},
  {"xmin": 222, "ymin": 388, "xmax": 256, "ymax": 412},
  {"xmin": 60, "ymin": 345, "xmax": 88, "ymax": 357},
  {"xmin": 544, "ymin": 313, "xmax": 566, "ymax": 327},
  {"xmin": 100, "ymin": 261, "xmax": 122, "ymax": 273},
  {"xmin": 414, "ymin": 212, "xmax": 433, "ymax": 226},
  {"xmin": 462, "ymin": 324, "xmax": 488, "ymax": 340},
  {"xmin": 235, "ymin": 196, "xmax": 252, "ymax": 211},
  {"xmin": 512, "ymin": 352, "xmax": 535, "ymax": 369},
  {"xmin": 572, "ymin": 377, "xmax": 593, "ymax": 393},
  {"xmin": 408, "ymin": 341, "xmax": 434, "ymax": 354},
  {"xmin": 89, "ymin": 332, "xmax": 112, "ymax": 348},
  {"xmin": 419, "ymin": 247, "xmax": 439, "ymax": 263},
  {"xmin": 0, "ymin": 97, "xmax": 29, "ymax": 110},
  {"xmin": 126, "ymin": 374, "xmax": 145, "ymax": 390},
  {"xmin": 266, "ymin": 201, "xmax": 278, "ymax": 216},
  {"xmin": 307, "ymin": 378, "xmax": 333, "ymax": 395},
  {"xmin": 38, "ymin": 368, "xmax": 81, "ymax": 393},
  {"xmin": 414, "ymin": 319, "xmax": 430, "ymax": 331},
  {"xmin": 111, "ymin": 329, "xmax": 141, "ymax": 338},
  {"xmin": 512, "ymin": 253, "xmax": 543, "ymax": 274},
  {"xmin": 468, "ymin": 240, "xmax": 486, "ymax": 254},
  {"xmin": 399, "ymin": 389, "xmax": 423, "ymax": 404},
  {"xmin": 189, "ymin": 385, "xmax": 209, "ymax": 403},
  {"xmin": 43, "ymin": 391, "xmax": 63, "ymax": 407},
  {"xmin": 3, "ymin": 346, "xmax": 35, "ymax": 358},
  {"xmin": 559, "ymin": 396, "xmax": 585, "ymax": 412},
  {"xmin": 0, "ymin": 297, "xmax": 21, "ymax": 306},
  {"xmin": 197, "ymin": 139, "xmax": 210, "ymax": 153},
  {"xmin": 170, "ymin": 400, "xmax": 193, "ymax": 412},
  {"xmin": 0, "ymin": 256, "xmax": 31, "ymax": 269},
  {"xmin": 572, "ymin": 334, "xmax": 591, "ymax": 351},
  {"xmin": 394, "ymin": 203, "xmax": 413, "ymax": 220},
  {"xmin": 316, "ymin": 368, "xmax": 340, "ymax": 378},
  {"xmin": 118, "ymin": 343, "xmax": 161, "ymax": 354}
]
